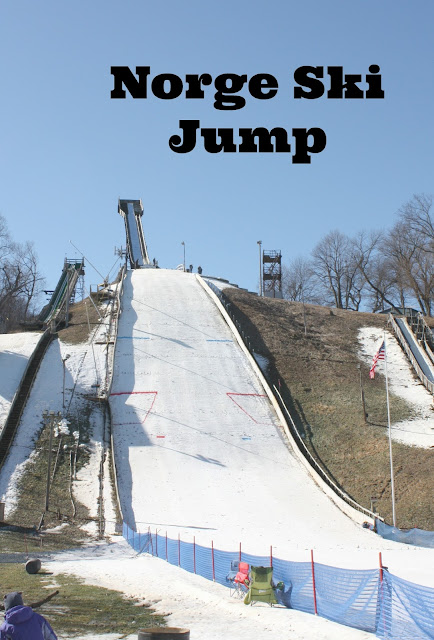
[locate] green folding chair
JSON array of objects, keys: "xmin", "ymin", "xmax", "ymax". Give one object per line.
[{"xmin": 243, "ymin": 565, "xmax": 277, "ymax": 606}]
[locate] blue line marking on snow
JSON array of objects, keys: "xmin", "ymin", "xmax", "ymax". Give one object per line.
[
  {"xmin": 206, "ymin": 339, "xmax": 233, "ymax": 342},
  {"xmin": 118, "ymin": 336, "xmax": 150, "ymax": 340},
  {"xmin": 242, "ymin": 437, "xmax": 252, "ymax": 440}
]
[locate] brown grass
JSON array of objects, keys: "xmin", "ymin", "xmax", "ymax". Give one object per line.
[
  {"xmin": 58, "ymin": 294, "xmax": 105, "ymax": 345},
  {"xmin": 0, "ymin": 565, "xmax": 166, "ymax": 635},
  {"xmin": 1, "ymin": 295, "xmax": 111, "ymax": 551},
  {"xmin": 224, "ymin": 289, "xmax": 434, "ymax": 530}
]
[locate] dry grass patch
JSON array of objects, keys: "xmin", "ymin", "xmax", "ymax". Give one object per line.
[
  {"xmin": 224, "ymin": 289, "xmax": 434, "ymax": 530},
  {"xmin": 0, "ymin": 564, "xmax": 166, "ymax": 636},
  {"xmin": 58, "ymin": 294, "xmax": 105, "ymax": 345},
  {"xmin": 3, "ymin": 402, "xmax": 105, "ymax": 550}
]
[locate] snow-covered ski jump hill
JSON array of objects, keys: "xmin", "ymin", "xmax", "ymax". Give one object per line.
[{"xmin": 109, "ymin": 268, "xmax": 433, "ymax": 583}]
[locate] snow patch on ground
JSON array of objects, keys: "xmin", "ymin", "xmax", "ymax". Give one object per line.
[
  {"xmin": 0, "ymin": 331, "xmax": 42, "ymax": 433},
  {"xmin": 0, "ymin": 300, "xmax": 113, "ymax": 518},
  {"xmin": 253, "ymin": 352, "xmax": 270, "ymax": 375},
  {"xmin": 47, "ymin": 538, "xmax": 376, "ymax": 640},
  {"xmin": 358, "ymin": 327, "xmax": 434, "ymax": 448}
]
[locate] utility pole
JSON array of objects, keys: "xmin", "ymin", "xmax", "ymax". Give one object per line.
[
  {"xmin": 383, "ymin": 336, "xmax": 397, "ymax": 527},
  {"xmin": 257, "ymin": 240, "xmax": 262, "ymax": 296},
  {"xmin": 357, "ymin": 364, "xmax": 367, "ymax": 423},
  {"xmin": 181, "ymin": 241, "xmax": 186, "ymax": 272},
  {"xmin": 43, "ymin": 410, "xmax": 61, "ymax": 513},
  {"xmin": 302, "ymin": 294, "xmax": 307, "ymax": 336},
  {"xmin": 62, "ymin": 354, "xmax": 70, "ymax": 410}
]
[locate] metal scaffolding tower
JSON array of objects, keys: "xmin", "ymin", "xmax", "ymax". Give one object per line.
[{"xmin": 262, "ymin": 250, "xmax": 282, "ymax": 298}]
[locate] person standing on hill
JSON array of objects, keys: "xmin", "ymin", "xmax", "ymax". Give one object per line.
[{"xmin": 0, "ymin": 592, "xmax": 57, "ymax": 640}]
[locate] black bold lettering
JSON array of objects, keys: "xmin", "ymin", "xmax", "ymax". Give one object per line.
[
  {"xmin": 239, "ymin": 128, "xmax": 291, "ymax": 153},
  {"xmin": 201, "ymin": 128, "xmax": 236, "ymax": 153},
  {"xmin": 185, "ymin": 74, "xmax": 213, "ymax": 98},
  {"xmin": 248, "ymin": 74, "xmax": 278, "ymax": 100},
  {"xmin": 292, "ymin": 128, "xmax": 327, "ymax": 164},
  {"xmin": 110, "ymin": 66, "xmax": 150, "ymax": 99},
  {"xmin": 294, "ymin": 66, "xmax": 325, "ymax": 99},
  {"xmin": 327, "ymin": 67, "xmax": 363, "ymax": 99},
  {"xmin": 151, "ymin": 73, "xmax": 183, "ymax": 100},
  {"xmin": 366, "ymin": 65, "xmax": 384, "ymax": 98},
  {"xmin": 214, "ymin": 74, "xmax": 248, "ymax": 110},
  {"xmin": 169, "ymin": 120, "xmax": 199, "ymax": 153}
]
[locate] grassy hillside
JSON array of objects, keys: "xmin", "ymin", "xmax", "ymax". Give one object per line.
[
  {"xmin": 224, "ymin": 288, "xmax": 434, "ymax": 530},
  {"xmin": 0, "ymin": 295, "xmax": 107, "ymax": 551}
]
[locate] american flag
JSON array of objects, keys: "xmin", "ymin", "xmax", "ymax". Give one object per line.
[{"xmin": 369, "ymin": 340, "xmax": 385, "ymax": 379}]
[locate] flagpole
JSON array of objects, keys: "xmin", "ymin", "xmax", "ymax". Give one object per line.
[{"xmin": 384, "ymin": 332, "xmax": 397, "ymax": 527}]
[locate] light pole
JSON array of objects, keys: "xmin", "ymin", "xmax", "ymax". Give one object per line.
[
  {"xmin": 62, "ymin": 354, "xmax": 70, "ymax": 410},
  {"xmin": 181, "ymin": 241, "xmax": 185, "ymax": 272},
  {"xmin": 257, "ymin": 240, "xmax": 262, "ymax": 296}
]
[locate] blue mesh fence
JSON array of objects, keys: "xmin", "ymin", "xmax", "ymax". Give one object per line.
[
  {"xmin": 272, "ymin": 557, "xmax": 315, "ymax": 614},
  {"xmin": 376, "ymin": 518, "xmax": 434, "ymax": 549},
  {"xmin": 377, "ymin": 572, "xmax": 434, "ymax": 640},
  {"xmin": 315, "ymin": 563, "xmax": 379, "ymax": 632},
  {"xmin": 123, "ymin": 523, "xmax": 434, "ymax": 639}
]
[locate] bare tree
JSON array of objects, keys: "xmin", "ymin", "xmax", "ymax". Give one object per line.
[
  {"xmin": 0, "ymin": 215, "xmax": 44, "ymax": 329},
  {"xmin": 352, "ymin": 231, "xmax": 404, "ymax": 313},
  {"xmin": 311, "ymin": 230, "xmax": 364, "ymax": 309},
  {"xmin": 351, "ymin": 196, "xmax": 433, "ymax": 316},
  {"xmin": 398, "ymin": 194, "xmax": 433, "ymax": 254},
  {"xmin": 17, "ymin": 241, "xmax": 43, "ymax": 318},
  {"xmin": 385, "ymin": 220, "xmax": 433, "ymax": 316},
  {"xmin": 282, "ymin": 256, "xmax": 320, "ymax": 303}
]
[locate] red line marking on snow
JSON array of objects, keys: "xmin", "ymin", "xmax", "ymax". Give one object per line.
[
  {"xmin": 110, "ymin": 391, "xmax": 158, "ymax": 426},
  {"xmin": 156, "ymin": 435, "xmax": 165, "ymax": 438},
  {"xmin": 227, "ymin": 392, "xmax": 271, "ymax": 425}
]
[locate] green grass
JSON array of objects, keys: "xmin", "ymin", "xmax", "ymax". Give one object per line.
[{"xmin": 0, "ymin": 564, "xmax": 166, "ymax": 636}]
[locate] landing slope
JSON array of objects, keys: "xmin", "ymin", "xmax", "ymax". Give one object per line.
[{"xmin": 110, "ymin": 269, "xmax": 432, "ymax": 581}]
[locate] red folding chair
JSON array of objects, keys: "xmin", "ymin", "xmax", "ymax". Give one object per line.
[{"xmin": 233, "ymin": 561, "xmax": 250, "ymax": 597}]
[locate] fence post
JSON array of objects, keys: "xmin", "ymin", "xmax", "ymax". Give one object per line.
[
  {"xmin": 270, "ymin": 545, "xmax": 273, "ymax": 567},
  {"xmin": 148, "ymin": 527, "xmax": 153, "ymax": 556},
  {"xmin": 311, "ymin": 550, "xmax": 318, "ymax": 615},
  {"xmin": 379, "ymin": 552, "xmax": 387, "ymax": 638},
  {"xmin": 194, "ymin": 536, "xmax": 196, "ymax": 574},
  {"xmin": 212, "ymin": 541, "xmax": 215, "ymax": 581},
  {"xmin": 178, "ymin": 533, "xmax": 180, "ymax": 567}
]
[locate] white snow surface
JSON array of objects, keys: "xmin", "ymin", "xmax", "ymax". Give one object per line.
[
  {"xmin": 0, "ymin": 306, "xmax": 110, "ymax": 525},
  {"xmin": 1, "ymin": 269, "xmax": 434, "ymax": 640},
  {"xmin": 109, "ymin": 271, "xmax": 433, "ymax": 579},
  {"xmin": 0, "ymin": 331, "xmax": 41, "ymax": 433},
  {"xmin": 358, "ymin": 327, "xmax": 434, "ymax": 448},
  {"xmin": 47, "ymin": 537, "xmax": 376, "ymax": 640}
]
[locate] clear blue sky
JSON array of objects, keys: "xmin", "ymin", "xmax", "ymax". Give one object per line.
[{"xmin": 1, "ymin": 1, "xmax": 433, "ymax": 296}]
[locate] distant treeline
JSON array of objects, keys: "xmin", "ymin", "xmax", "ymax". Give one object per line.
[
  {"xmin": 0, "ymin": 214, "xmax": 44, "ymax": 332},
  {"xmin": 282, "ymin": 194, "xmax": 433, "ymax": 316}
]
